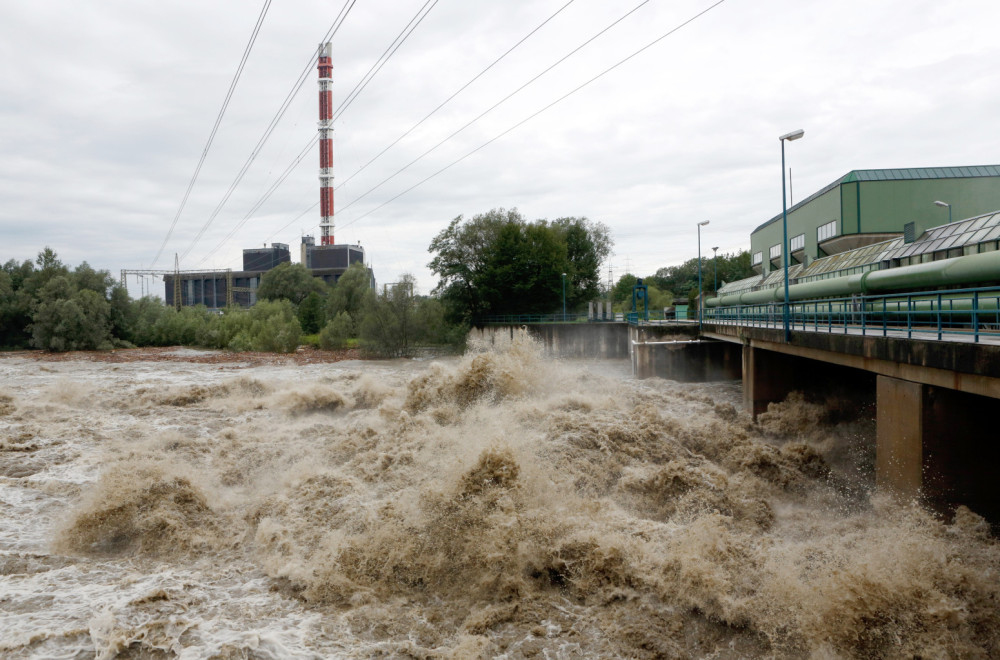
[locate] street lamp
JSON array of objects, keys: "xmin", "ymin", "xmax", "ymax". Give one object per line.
[
  {"xmin": 934, "ymin": 200, "xmax": 952, "ymax": 224},
  {"xmin": 780, "ymin": 128, "xmax": 805, "ymax": 342},
  {"xmin": 697, "ymin": 220, "xmax": 709, "ymax": 333},
  {"xmin": 561, "ymin": 272, "xmax": 567, "ymax": 321},
  {"xmin": 712, "ymin": 246, "xmax": 719, "ymax": 295}
]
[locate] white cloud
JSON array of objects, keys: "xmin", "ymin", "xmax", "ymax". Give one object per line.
[{"xmin": 1, "ymin": 0, "xmax": 999, "ymax": 297}]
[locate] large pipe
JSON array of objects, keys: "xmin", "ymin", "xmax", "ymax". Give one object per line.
[{"xmin": 706, "ymin": 249, "xmax": 1000, "ymax": 307}]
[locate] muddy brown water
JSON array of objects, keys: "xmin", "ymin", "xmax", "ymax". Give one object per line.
[{"xmin": 1, "ymin": 337, "xmax": 997, "ymax": 658}]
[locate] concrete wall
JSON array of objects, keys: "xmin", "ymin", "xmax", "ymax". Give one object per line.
[
  {"xmin": 468, "ymin": 323, "xmax": 630, "ymax": 359},
  {"xmin": 631, "ymin": 338, "xmax": 742, "ymax": 382}
]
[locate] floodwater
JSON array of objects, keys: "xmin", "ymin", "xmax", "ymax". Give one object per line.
[{"xmin": 1, "ymin": 336, "xmax": 997, "ymax": 659}]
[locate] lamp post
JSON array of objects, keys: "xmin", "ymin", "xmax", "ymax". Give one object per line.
[
  {"xmin": 712, "ymin": 246, "xmax": 719, "ymax": 295},
  {"xmin": 934, "ymin": 200, "xmax": 952, "ymax": 224},
  {"xmin": 780, "ymin": 128, "xmax": 805, "ymax": 342},
  {"xmin": 561, "ymin": 272, "xmax": 567, "ymax": 321},
  {"xmin": 697, "ymin": 220, "xmax": 709, "ymax": 333}
]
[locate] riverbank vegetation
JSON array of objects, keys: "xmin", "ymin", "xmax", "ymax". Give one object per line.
[{"xmin": 1, "ymin": 249, "xmax": 464, "ymax": 357}]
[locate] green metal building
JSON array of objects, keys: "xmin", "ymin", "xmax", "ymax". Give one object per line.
[{"xmin": 750, "ymin": 165, "xmax": 1000, "ymax": 275}]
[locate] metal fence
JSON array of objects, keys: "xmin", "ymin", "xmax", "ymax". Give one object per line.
[
  {"xmin": 703, "ymin": 285, "xmax": 1000, "ymax": 343},
  {"xmin": 474, "ymin": 313, "xmax": 594, "ymax": 325}
]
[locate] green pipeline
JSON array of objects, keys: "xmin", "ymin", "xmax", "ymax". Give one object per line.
[{"xmin": 706, "ymin": 249, "xmax": 1000, "ymax": 307}]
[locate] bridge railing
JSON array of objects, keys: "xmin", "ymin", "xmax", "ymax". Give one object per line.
[
  {"xmin": 474, "ymin": 313, "xmax": 594, "ymax": 325},
  {"xmin": 704, "ymin": 285, "xmax": 1000, "ymax": 342}
]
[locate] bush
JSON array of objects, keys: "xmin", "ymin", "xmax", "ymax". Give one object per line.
[
  {"xmin": 319, "ymin": 311, "xmax": 353, "ymax": 350},
  {"xmin": 225, "ymin": 299, "xmax": 301, "ymax": 353},
  {"xmin": 30, "ymin": 287, "xmax": 113, "ymax": 351}
]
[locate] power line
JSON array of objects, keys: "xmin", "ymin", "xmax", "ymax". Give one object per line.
[
  {"xmin": 337, "ymin": 0, "xmax": 654, "ymax": 216},
  {"xmin": 330, "ymin": 0, "xmax": 441, "ymax": 123},
  {"xmin": 176, "ymin": 0, "xmax": 357, "ymax": 265},
  {"xmin": 192, "ymin": 0, "xmax": 442, "ymax": 265},
  {"xmin": 150, "ymin": 0, "xmax": 272, "ymax": 268},
  {"xmin": 264, "ymin": 1, "xmax": 580, "ymax": 245},
  {"xmin": 337, "ymin": 0, "xmax": 729, "ymax": 232},
  {"xmin": 194, "ymin": 135, "xmax": 319, "ymax": 266},
  {"xmin": 337, "ymin": 0, "xmax": 578, "ymax": 190}
]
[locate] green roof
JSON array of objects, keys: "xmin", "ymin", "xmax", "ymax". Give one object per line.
[
  {"xmin": 841, "ymin": 165, "xmax": 1000, "ymax": 182},
  {"xmin": 753, "ymin": 164, "xmax": 1000, "ymax": 235}
]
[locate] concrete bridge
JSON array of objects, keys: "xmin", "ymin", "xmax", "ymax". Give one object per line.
[{"xmin": 471, "ymin": 321, "xmax": 1000, "ymax": 526}]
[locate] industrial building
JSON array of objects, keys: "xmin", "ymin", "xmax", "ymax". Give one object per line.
[
  {"xmin": 750, "ymin": 165, "xmax": 1000, "ymax": 275},
  {"xmin": 161, "ymin": 42, "xmax": 375, "ymax": 309},
  {"xmin": 163, "ymin": 241, "xmax": 374, "ymax": 309},
  {"xmin": 716, "ymin": 207, "xmax": 1000, "ymax": 304}
]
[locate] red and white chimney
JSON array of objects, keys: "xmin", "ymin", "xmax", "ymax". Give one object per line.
[{"xmin": 317, "ymin": 42, "xmax": 334, "ymax": 246}]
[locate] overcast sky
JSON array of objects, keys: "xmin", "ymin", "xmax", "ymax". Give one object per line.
[{"xmin": 2, "ymin": 0, "xmax": 999, "ymax": 298}]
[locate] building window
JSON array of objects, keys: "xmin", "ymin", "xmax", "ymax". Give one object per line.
[
  {"xmin": 769, "ymin": 244, "xmax": 781, "ymax": 260},
  {"xmin": 817, "ymin": 220, "xmax": 837, "ymax": 242},
  {"xmin": 752, "ymin": 251, "xmax": 763, "ymax": 266},
  {"xmin": 790, "ymin": 233, "xmax": 805, "ymax": 252}
]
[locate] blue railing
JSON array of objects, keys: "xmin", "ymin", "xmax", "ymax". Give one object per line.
[
  {"xmin": 703, "ymin": 285, "xmax": 1000, "ymax": 342},
  {"xmin": 475, "ymin": 313, "xmax": 594, "ymax": 324},
  {"xmin": 477, "ymin": 309, "xmax": 695, "ymax": 325}
]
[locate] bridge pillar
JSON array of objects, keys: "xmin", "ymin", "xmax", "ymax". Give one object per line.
[
  {"xmin": 875, "ymin": 376, "xmax": 925, "ymax": 499},
  {"xmin": 742, "ymin": 346, "xmax": 798, "ymax": 419}
]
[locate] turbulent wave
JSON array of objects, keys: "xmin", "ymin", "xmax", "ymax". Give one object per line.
[{"xmin": 0, "ymin": 336, "xmax": 997, "ymax": 658}]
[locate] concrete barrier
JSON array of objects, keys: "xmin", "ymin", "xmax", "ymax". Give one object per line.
[{"xmin": 468, "ymin": 323, "xmax": 629, "ymax": 359}]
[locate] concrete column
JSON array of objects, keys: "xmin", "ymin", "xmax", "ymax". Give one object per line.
[
  {"xmin": 742, "ymin": 346, "xmax": 796, "ymax": 419},
  {"xmin": 875, "ymin": 375, "xmax": 924, "ymax": 499}
]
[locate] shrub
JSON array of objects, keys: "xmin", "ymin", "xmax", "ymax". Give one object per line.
[{"xmin": 319, "ymin": 311, "xmax": 353, "ymax": 350}]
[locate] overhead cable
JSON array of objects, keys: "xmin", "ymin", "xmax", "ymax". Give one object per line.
[
  {"xmin": 177, "ymin": 0, "xmax": 357, "ymax": 264},
  {"xmin": 273, "ymin": 0, "xmax": 572, "ymax": 242},
  {"xmin": 337, "ymin": 0, "xmax": 729, "ymax": 232},
  {"xmin": 150, "ymin": 0, "xmax": 272, "ymax": 268},
  {"xmin": 194, "ymin": 135, "xmax": 319, "ymax": 266},
  {"xmin": 337, "ymin": 0, "xmax": 578, "ymax": 190},
  {"xmin": 330, "ymin": 0, "xmax": 440, "ymax": 123},
  {"xmin": 193, "ymin": 0, "xmax": 441, "ymax": 265},
  {"xmin": 337, "ymin": 0, "xmax": 654, "ymax": 215}
]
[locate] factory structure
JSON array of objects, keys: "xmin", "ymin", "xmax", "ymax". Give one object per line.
[
  {"xmin": 710, "ymin": 164, "xmax": 1000, "ymax": 305},
  {"xmin": 160, "ymin": 42, "xmax": 375, "ymax": 309},
  {"xmin": 749, "ymin": 165, "xmax": 1000, "ymax": 275}
]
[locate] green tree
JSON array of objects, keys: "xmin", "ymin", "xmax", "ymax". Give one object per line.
[
  {"xmin": 225, "ymin": 299, "xmax": 301, "ymax": 352},
  {"xmin": 297, "ymin": 291, "xmax": 326, "ymax": 334},
  {"xmin": 326, "ymin": 262, "xmax": 374, "ymax": 329},
  {"xmin": 257, "ymin": 263, "xmax": 326, "ymax": 306},
  {"xmin": 648, "ymin": 250, "xmax": 755, "ymax": 302},
  {"xmin": 359, "ymin": 275, "xmax": 418, "ymax": 358},
  {"xmin": 30, "ymin": 287, "xmax": 113, "ymax": 351},
  {"xmin": 319, "ymin": 311, "xmax": 353, "ymax": 350},
  {"xmin": 551, "ymin": 217, "xmax": 612, "ymax": 306},
  {"xmin": 428, "ymin": 208, "xmax": 613, "ymax": 321}
]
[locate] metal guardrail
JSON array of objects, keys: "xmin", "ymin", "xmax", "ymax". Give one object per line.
[
  {"xmin": 703, "ymin": 285, "xmax": 1000, "ymax": 343},
  {"xmin": 475, "ymin": 313, "xmax": 595, "ymax": 324},
  {"xmin": 477, "ymin": 311, "xmax": 697, "ymax": 325}
]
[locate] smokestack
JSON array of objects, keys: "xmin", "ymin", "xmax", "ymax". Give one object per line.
[{"xmin": 317, "ymin": 42, "xmax": 334, "ymax": 246}]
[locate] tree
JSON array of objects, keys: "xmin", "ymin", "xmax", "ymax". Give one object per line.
[
  {"xmin": 297, "ymin": 291, "xmax": 326, "ymax": 334},
  {"xmin": 428, "ymin": 208, "xmax": 613, "ymax": 321},
  {"xmin": 552, "ymin": 217, "xmax": 612, "ymax": 306},
  {"xmin": 319, "ymin": 311, "xmax": 353, "ymax": 350},
  {"xmin": 326, "ymin": 262, "xmax": 374, "ymax": 330},
  {"xmin": 30, "ymin": 286, "xmax": 112, "ymax": 351},
  {"xmin": 257, "ymin": 263, "xmax": 326, "ymax": 306},
  {"xmin": 359, "ymin": 275, "xmax": 418, "ymax": 357},
  {"xmin": 648, "ymin": 250, "xmax": 755, "ymax": 302}
]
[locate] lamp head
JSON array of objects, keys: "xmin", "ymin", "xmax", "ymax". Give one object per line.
[
  {"xmin": 712, "ymin": 246, "xmax": 718, "ymax": 252},
  {"xmin": 934, "ymin": 200, "xmax": 950, "ymax": 208},
  {"xmin": 698, "ymin": 220, "xmax": 710, "ymax": 227},
  {"xmin": 779, "ymin": 129, "xmax": 805, "ymax": 141}
]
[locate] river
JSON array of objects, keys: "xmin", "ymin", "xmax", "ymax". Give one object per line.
[{"xmin": 1, "ymin": 336, "xmax": 997, "ymax": 658}]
